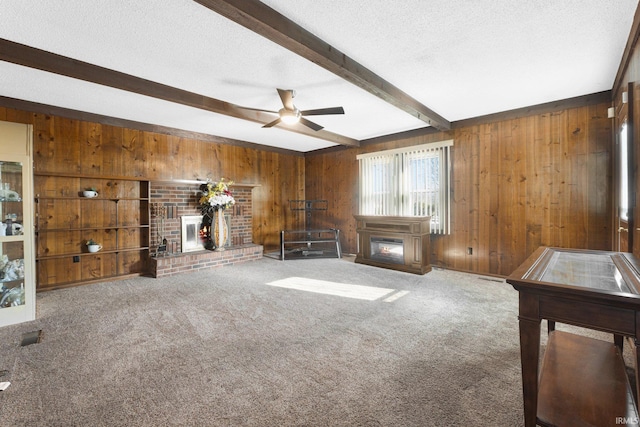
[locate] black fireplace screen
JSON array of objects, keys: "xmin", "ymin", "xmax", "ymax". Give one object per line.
[{"xmin": 370, "ymin": 237, "xmax": 404, "ymax": 264}]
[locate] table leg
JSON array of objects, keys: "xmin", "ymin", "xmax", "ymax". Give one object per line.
[
  {"xmin": 547, "ymin": 320, "xmax": 555, "ymax": 334},
  {"xmin": 635, "ymin": 336, "xmax": 640, "ymax": 408},
  {"xmin": 519, "ymin": 317, "xmax": 541, "ymax": 427},
  {"xmin": 280, "ymin": 230, "xmax": 285, "ymax": 261},
  {"xmin": 614, "ymin": 334, "xmax": 624, "ymax": 351}
]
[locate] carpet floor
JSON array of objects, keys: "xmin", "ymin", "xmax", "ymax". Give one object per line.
[{"xmin": 0, "ymin": 256, "xmax": 620, "ymax": 426}]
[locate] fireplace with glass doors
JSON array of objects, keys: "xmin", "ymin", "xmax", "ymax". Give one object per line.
[{"xmin": 354, "ymin": 215, "xmax": 431, "ymax": 275}]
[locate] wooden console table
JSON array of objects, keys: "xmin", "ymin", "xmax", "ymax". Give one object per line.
[{"xmin": 507, "ymin": 247, "xmax": 640, "ymax": 427}]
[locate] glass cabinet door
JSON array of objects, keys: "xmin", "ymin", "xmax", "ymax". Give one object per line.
[{"xmin": 0, "ymin": 157, "xmax": 35, "ymax": 327}]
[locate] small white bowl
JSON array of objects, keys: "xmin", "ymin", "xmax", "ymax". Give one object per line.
[{"xmin": 83, "ymin": 190, "xmax": 98, "ymax": 198}]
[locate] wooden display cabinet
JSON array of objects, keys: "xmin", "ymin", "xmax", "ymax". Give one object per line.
[
  {"xmin": 34, "ymin": 173, "xmax": 150, "ymax": 290},
  {"xmin": 0, "ymin": 120, "xmax": 35, "ymax": 327}
]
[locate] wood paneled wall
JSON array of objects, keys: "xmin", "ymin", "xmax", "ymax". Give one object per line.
[
  {"xmin": 0, "ymin": 99, "xmax": 614, "ymax": 277},
  {"xmin": 306, "ymin": 101, "xmax": 613, "ymax": 277},
  {"xmin": 0, "ymin": 107, "xmax": 306, "ymax": 251}
]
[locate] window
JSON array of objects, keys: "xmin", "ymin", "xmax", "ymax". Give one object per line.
[{"xmin": 357, "ymin": 140, "xmax": 453, "ymax": 234}]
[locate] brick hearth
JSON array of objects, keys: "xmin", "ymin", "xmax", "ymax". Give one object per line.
[{"xmin": 150, "ymin": 244, "xmax": 263, "ymax": 278}]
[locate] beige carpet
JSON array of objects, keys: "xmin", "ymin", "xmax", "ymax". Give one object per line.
[{"xmin": 0, "ymin": 256, "xmax": 604, "ymax": 426}]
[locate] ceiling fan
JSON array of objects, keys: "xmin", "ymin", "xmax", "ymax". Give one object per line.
[{"xmin": 243, "ymin": 88, "xmax": 345, "ymax": 131}]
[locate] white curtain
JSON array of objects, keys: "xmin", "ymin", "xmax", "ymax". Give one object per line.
[{"xmin": 357, "ymin": 140, "xmax": 452, "ymax": 234}]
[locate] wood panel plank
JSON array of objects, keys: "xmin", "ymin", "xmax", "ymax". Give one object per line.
[
  {"xmin": 451, "ymin": 127, "xmax": 473, "ymax": 270},
  {"xmin": 37, "ymin": 258, "xmax": 81, "ymax": 289},
  {"xmin": 37, "ymin": 230, "xmax": 81, "ymax": 257},
  {"xmin": 118, "ymin": 228, "xmax": 146, "ymax": 250},
  {"xmin": 497, "ymin": 119, "xmax": 514, "ymax": 274},
  {"xmin": 82, "ymin": 253, "xmax": 116, "ymax": 281},
  {"xmin": 488, "ymin": 122, "xmax": 501, "ymax": 273},
  {"xmin": 119, "ymin": 251, "xmax": 146, "ymax": 275},
  {"xmin": 476, "ymin": 124, "xmax": 491, "ymax": 273},
  {"xmin": 54, "ymin": 116, "xmax": 82, "ymax": 174},
  {"xmin": 79, "ymin": 199, "xmax": 116, "ymax": 228},
  {"xmin": 527, "ymin": 114, "xmax": 543, "ymax": 253},
  {"xmin": 566, "ymin": 106, "xmax": 588, "ymax": 249},
  {"xmin": 37, "ymin": 198, "xmax": 81, "ymax": 229},
  {"xmin": 118, "ymin": 200, "xmax": 141, "ymax": 227}
]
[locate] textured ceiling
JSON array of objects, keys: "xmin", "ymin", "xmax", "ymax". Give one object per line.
[{"xmin": 0, "ymin": 0, "xmax": 637, "ymax": 152}]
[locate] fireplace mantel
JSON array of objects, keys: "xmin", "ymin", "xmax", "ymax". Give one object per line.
[
  {"xmin": 152, "ymin": 179, "xmax": 261, "ymax": 188},
  {"xmin": 354, "ymin": 215, "xmax": 431, "ymax": 275}
]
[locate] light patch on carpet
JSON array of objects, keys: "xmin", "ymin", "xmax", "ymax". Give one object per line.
[
  {"xmin": 265, "ymin": 277, "xmax": 394, "ymax": 300},
  {"xmin": 383, "ymin": 290, "xmax": 409, "ymax": 302}
]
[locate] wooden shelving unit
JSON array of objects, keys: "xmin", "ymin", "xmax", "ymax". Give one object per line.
[{"xmin": 34, "ymin": 173, "xmax": 150, "ymax": 291}]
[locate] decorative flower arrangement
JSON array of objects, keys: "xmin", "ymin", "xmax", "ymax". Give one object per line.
[{"xmin": 199, "ymin": 178, "xmax": 235, "ymax": 214}]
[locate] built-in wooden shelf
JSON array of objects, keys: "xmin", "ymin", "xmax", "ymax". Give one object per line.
[
  {"xmin": 34, "ymin": 175, "xmax": 151, "ymax": 290},
  {"xmin": 37, "ymin": 225, "xmax": 149, "ymax": 233},
  {"xmin": 35, "ymin": 197, "xmax": 149, "ymax": 201},
  {"xmin": 33, "ymin": 171, "xmax": 151, "ymax": 181},
  {"xmin": 37, "ymin": 247, "xmax": 150, "ymax": 261}
]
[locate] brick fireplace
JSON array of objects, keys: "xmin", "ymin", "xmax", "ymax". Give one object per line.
[{"xmin": 148, "ymin": 181, "xmax": 262, "ymax": 277}]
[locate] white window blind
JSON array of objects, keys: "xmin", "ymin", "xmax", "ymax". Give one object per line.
[{"xmin": 357, "ymin": 140, "xmax": 452, "ymax": 234}]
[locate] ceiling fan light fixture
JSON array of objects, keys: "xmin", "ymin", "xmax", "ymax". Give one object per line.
[
  {"xmin": 279, "ymin": 108, "xmax": 301, "ymax": 124},
  {"xmin": 249, "ymin": 89, "xmax": 343, "ymax": 131}
]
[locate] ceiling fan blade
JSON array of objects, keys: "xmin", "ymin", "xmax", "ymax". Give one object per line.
[
  {"xmin": 277, "ymin": 88, "xmax": 295, "ymax": 110},
  {"xmin": 262, "ymin": 118, "xmax": 282, "ymax": 128},
  {"xmin": 299, "ymin": 117, "xmax": 324, "ymax": 131},
  {"xmin": 301, "ymin": 106, "xmax": 345, "ymax": 116},
  {"xmin": 237, "ymin": 106, "xmax": 278, "ymax": 114}
]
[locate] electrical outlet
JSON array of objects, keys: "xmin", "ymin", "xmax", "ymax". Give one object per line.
[
  {"xmin": 467, "ymin": 247, "xmax": 473, "ymax": 255},
  {"xmin": 73, "ymin": 256, "xmax": 80, "ymax": 263}
]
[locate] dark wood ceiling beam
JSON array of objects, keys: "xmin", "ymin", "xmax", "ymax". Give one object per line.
[
  {"xmin": 0, "ymin": 38, "xmax": 358, "ymax": 147},
  {"xmin": 193, "ymin": 0, "xmax": 451, "ymax": 131}
]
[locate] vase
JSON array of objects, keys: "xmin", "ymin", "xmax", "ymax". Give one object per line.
[{"xmin": 213, "ymin": 208, "xmax": 228, "ymax": 251}]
